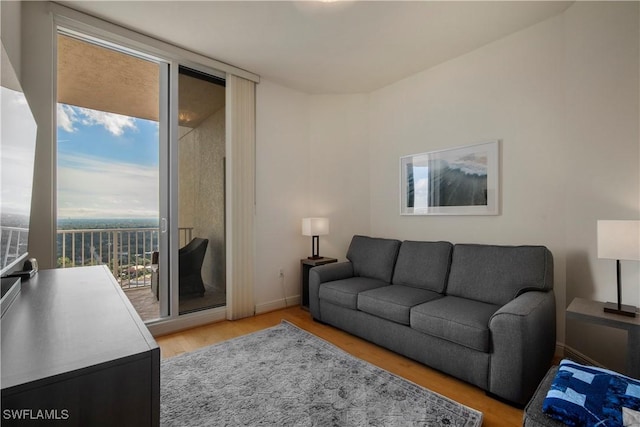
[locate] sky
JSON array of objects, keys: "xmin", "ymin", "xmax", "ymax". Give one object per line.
[
  {"xmin": 1, "ymin": 87, "xmax": 38, "ymax": 217},
  {"xmin": 57, "ymin": 103, "xmax": 160, "ymax": 219},
  {"xmin": 413, "ymin": 166, "xmax": 429, "ymax": 208}
]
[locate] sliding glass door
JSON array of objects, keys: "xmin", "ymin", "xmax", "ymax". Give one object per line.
[
  {"xmin": 56, "ymin": 29, "xmax": 227, "ymax": 324},
  {"xmin": 56, "ymin": 32, "xmax": 167, "ymax": 322},
  {"xmin": 175, "ymin": 66, "xmax": 226, "ymax": 315}
]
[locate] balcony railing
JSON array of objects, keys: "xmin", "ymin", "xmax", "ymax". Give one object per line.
[
  {"xmin": 56, "ymin": 227, "xmax": 193, "ymax": 289},
  {"xmin": 1, "ymin": 226, "xmax": 29, "ymax": 269}
]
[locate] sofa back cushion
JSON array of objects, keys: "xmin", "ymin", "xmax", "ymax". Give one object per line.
[
  {"xmin": 446, "ymin": 244, "xmax": 553, "ymax": 305},
  {"xmin": 392, "ymin": 241, "xmax": 453, "ymax": 293},
  {"xmin": 346, "ymin": 235, "xmax": 401, "ymax": 283}
]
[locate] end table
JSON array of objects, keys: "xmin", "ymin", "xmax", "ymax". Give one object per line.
[
  {"xmin": 300, "ymin": 257, "xmax": 337, "ymax": 310},
  {"xmin": 567, "ymin": 297, "xmax": 640, "ymax": 378}
]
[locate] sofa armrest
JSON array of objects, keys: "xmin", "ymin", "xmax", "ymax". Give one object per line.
[
  {"xmin": 488, "ymin": 290, "xmax": 556, "ymax": 405},
  {"xmin": 309, "ymin": 262, "xmax": 354, "ymax": 320}
]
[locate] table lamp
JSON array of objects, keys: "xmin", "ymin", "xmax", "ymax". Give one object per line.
[
  {"xmin": 597, "ymin": 220, "xmax": 640, "ymax": 317},
  {"xmin": 302, "ymin": 218, "xmax": 329, "ymax": 260}
]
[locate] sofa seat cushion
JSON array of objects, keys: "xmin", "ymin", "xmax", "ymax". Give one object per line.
[
  {"xmin": 357, "ymin": 285, "xmax": 443, "ymax": 325},
  {"xmin": 319, "ymin": 277, "xmax": 388, "ymax": 310},
  {"xmin": 410, "ymin": 296, "xmax": 500, "ymax": 352}
]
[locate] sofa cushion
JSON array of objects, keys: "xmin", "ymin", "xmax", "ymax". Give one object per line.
[
  {"xmin": 358, "ymin": 285, "xmax": 443, "ymax": 325},
  {"xmin": 446, "ymin": 244, "xmax": 553, "ymax": 306},
  {"xmin": 346, "ymin": 235, "xmax": 402, "ymax": 283},
  {"xmin": 319, "ymin": 277, "xmax": 388, "ymax": 310},
  {"xmin": 410, "ymin": 296, "xmax": 500, "ymax": 352},
  {"xmin": 392, "ymin": 240, "xmax": 453, "ymax": 293}
]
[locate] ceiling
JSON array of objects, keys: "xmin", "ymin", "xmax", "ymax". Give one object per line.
[{"xmin": 59, "ymin": 1, "xmax": 573, "ymax": 94}]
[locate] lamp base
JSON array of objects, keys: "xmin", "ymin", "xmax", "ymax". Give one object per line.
[
  {"xmin": 603, "ymin": 302, "xmax": 637, "ymax": 318},
  {"xmin": 307, "ymin": 255, "xmax": 323, "ymax": 260}
]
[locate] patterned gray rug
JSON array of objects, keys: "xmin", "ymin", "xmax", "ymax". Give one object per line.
[{"xmin": 161, "ymin": 321, "xmax": 483, "ymax": 426}]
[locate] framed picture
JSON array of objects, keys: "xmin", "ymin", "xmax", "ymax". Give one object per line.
[{"xmin": 400, "ymin": 140, "xmax": 500, "ymax": 215}]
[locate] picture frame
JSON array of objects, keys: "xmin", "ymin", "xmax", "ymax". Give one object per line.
[{"xmin": 400, "ymin": 140, "xmax": 500, "ymax": 215}]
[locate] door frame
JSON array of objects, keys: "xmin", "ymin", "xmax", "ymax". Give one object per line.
[{"xmin": 52, "ymin": 6, "xmax": 248, "ymax": 334}]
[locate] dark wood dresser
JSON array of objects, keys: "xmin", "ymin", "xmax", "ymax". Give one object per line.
[{"xmin": 1, "ymin": 266, "xmax": 160, "ymax": 426}]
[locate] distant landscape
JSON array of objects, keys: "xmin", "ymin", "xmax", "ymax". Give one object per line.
[
  {"xmin": 1, "ymin": 212, "xmax": 30, "ymax": 229},
  {"xmin": 56, "ymin": 217, "xmax": 160, "ymax": 271},
  {"xmin": 57, "ymin": 217, "xmax": 159, "ymax": 230}
]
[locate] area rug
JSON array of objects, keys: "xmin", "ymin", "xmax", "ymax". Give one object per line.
[{"xmin": 161, "ymin": 320, "xmax": 483, "ymax": 426}]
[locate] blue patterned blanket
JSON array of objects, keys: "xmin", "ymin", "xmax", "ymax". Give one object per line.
[{"xmin": 543, "ymin": 359, "xmax": 640, "ymax": 427}]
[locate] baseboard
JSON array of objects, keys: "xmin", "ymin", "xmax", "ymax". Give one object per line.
[
  {"xmin": 555, "ymin": 342, "xmax": 604, "ymax": 368},
  {"xmin": 147, "ymin": 306, "xmax": 227, "ymax": 337},
  {"xmin": 148, "ymin": 296, "xmax": 302, "ymax": 336},
  {"xmin": 255, "ymin": 295, "xmax": 301, "ymax": 315}
]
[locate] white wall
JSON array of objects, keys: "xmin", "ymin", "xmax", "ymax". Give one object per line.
[
  {"xmin": 563, "ymin": 2, "xmax": 640, "ymax": 371},
  {"xmin": 367, "ymin": 2, "xmax": 638, "ymax": 372},
  {"xmin": 254, "ymin": 82, "xmax": 371, "ymax": 313},
  {"xmin": 254, "ymin": 80, "xmax": 310, "ymax": 312},
  {"xmin": 369, "ymin": 10, "xmax": 568, "ymax": 332},
  {"xmin": 307, "ymin": 94, "xmax": 371, "ymax": 258}
]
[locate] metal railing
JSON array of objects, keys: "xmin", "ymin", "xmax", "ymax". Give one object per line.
[
  {"xmin": 56, "ymin": 227, "xmax": 194, "ymax": 289},
  {"xmin": 179, "ymin": 227, "xmax": 193, "ymax": 247},
  {"xmin": 1, "ymin": 226, "xmax": 29, "ymax": 269}
]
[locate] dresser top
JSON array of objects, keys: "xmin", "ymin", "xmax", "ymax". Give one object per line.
[{"xmin": 1, "ymin": 266, "xmax": 158, "ymax": 390}]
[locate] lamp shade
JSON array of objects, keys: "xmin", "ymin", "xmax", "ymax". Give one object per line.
[
  {"xmin": 302, "ymin": 218, "xmax": 329, "ymax": 236},
  {"xmin": 597, "ymin": 220, "xmax": 640, "ymax": 261}
]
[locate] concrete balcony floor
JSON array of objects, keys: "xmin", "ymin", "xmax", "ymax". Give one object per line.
[{"xmin": 125, "ymin": 283, "xmax": 226, "ymax": 322}]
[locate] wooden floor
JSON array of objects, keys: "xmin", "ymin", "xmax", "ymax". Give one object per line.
[{"xmin": 156, "ymin": 306, "xmax": 524, "ymax": 427}]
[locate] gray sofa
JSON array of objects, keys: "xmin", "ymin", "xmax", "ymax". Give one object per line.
[{"xmin": 309, "ymin": 235, "xmax": 556, "ymax": 406}]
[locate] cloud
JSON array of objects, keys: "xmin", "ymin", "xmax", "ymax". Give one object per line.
[
  {"xmin": 57, "ymin": 104, "xmax": 137, "ymax": 136},
  {"xmin": 57, "ymin": 104, "xmax": 78, "ymax": 133},
  {"xmin": 78, "ymin": 107, "xmax": 137, "ymax": 136},
  {"xmin": 57, "ymin": 153, "xmax": 159, "ymax": 219}
]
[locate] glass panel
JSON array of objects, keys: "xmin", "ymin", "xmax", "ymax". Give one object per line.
[
  {"xmin": 400, "ymin": 141, "xmax": 500, "ymax": 216},
  {"xmin": 56, "ymin": 33, "xmax": 163, "ymax": 322},
  {"xmin": 0, "ymin": 83, "xmax": 37, "ymax": 276},
  {"xmin": 177, "ymin": 66, "xmax": 226, "ymax": 314}
]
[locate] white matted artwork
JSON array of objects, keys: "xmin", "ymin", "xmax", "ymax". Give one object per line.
[{"xmin": 400, "ymin": 140, "xmax": 500, "ymax": 215}]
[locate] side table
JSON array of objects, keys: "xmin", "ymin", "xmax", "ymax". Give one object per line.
[
  {"xmin": 566, "ymin": 297, "xmax": 640, "ymax": 378},
  {"xmin": 300, "ymin": 257, "xmax": 337, "ymax": 310}
]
